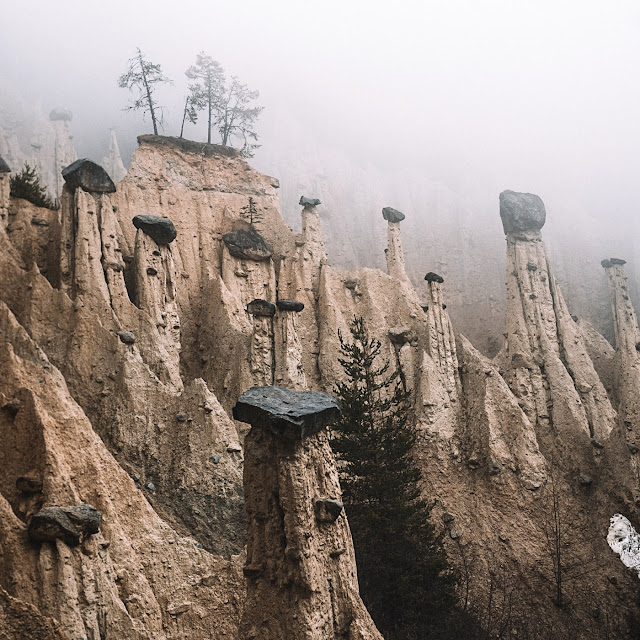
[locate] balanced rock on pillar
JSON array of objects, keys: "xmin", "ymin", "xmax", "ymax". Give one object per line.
[{"xmin": 234, "ymin": 386, "xmax": 382, "ymax": 640}]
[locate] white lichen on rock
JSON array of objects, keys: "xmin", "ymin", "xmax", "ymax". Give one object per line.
[{"xmin": 608, "ymin": 514, "xmax": 640, "ymax": 577}]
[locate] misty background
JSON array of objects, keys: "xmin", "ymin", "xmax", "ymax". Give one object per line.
[{"xmin": 1, "ymin": 0, "xmax": 638, "ymax": 353}]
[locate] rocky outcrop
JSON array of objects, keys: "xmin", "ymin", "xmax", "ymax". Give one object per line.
[{"xmin": 235, "ymin": 386, "xmax": 382, "ymax": 640}]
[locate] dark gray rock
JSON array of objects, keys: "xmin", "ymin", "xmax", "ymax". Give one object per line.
[
  {"xmin": 276, "ymin": 299, "xmax": 305, "ymax": 312},
  {"xmin": 145, "ymin": 482, "xmax": 156, "ymax": 491},
  {"xmin": 315, "ymin": 497, "xmax": 344, "ymax": 522},
  {"xmin": 601, "ymin": 259, "xmax": 612, "ymax": 269},
  {"xmin": 233, "ymin": 386, "xmax": 341, "ymax": 440},
  {"xmin": 382, "ymin": 206, "xmax": 405, "ymax": 223},
  {"xmin": 30, "ymin": 217, "xmax": 49, "ymax": 227},
  {"xmin": 132, "ymin": 215, "xmax": 177, "ymax": 246},
  {"xmin": 299, "ymin": 196, "xmax": 321, "ymax": 207},
  {"xmin": 147, "ymin": 267, "xmax": 158, "ymax": 275},
  {"xmin": 499, "ymin": 190, "xmax": 546, "ymax": 234},
  {"xmin": 610, "ymin": 258, "xmax": 627, "ymax": 265},
  {"xmin": 49, "ymin": 107, "xmax": 72, "ymax": 121},
  {"xmin": 116, "ymin": 331, "xmax": 136, "ymax": 345},
  {"xmin": 28, "ymin": 504, "xmax": 101, "ymax": 546},
  {"xmin": 527, "ymin": 262, "xmax": 538, "ymax": 272},
  {"xmin": 247, "ymin": 299, "xmax": 276, "ymax": 317},
  {"xmin": 425, "ymin": 272, "xmax": 444, "ymax": 283},
  {"xmin": 176, "ymin": 413, "xmax": 187, "ymax": 422},
  {"xmin": 16, "ymin": 473, "xmax": 42, "ymax": 494},
  {"xmin": 421, "ymin": 303, "xmax": 429, "ymax": 312},
  {"xmin": 222, "ymin": 229, "xmax": 272, "ymax": 261},
  {"xmin": 388, "ymin": 327, "xmax": 411, "ymax": 345},
  {"xmin": 344, "ymin": 278, "xmax": 360, "ymax": 290},
  {"xmin": 442, "ymin": 512, "xmax": 455, "ymax": 523},
  {"xmin": 0, "ymin": 156, "xmax": 11, "ymax": 173},
  {"xmin": 211, "ymin": 454, "xmax": 220, "ymax": 464},
  {"xmin": 627, "ymin": 443, "xmax": 638, "ymax": 454},
  {"xmin": 62, "ymin": 159, "xmax": 116, "ymax": 193},
  {"xmin": 579, "ymin": 474, "xmax": 593, "ymax": 486}
]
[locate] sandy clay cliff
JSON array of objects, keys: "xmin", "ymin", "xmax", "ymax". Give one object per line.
[{"xmin": 1, "ymin": 136, "xmax": 640, "ymax": 638}]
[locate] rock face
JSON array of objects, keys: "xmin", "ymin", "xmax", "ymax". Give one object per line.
[
  {"xmin": 236, "ymin": 386, "xmax": 382, "ymax": 640},
  {"xmin": 132, "ymin": 214, "xmax": 178, "ymax": 245},
  {"xmin": 62, "ymin": 158, "xmax": 116, "ymax": 193}
]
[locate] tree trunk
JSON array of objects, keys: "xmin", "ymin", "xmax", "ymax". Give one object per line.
[
  {"xmin": 139, "ymin": 50, "xmax": 158, "ymax": 135},
  {"xmin": 207, "ymin": 81, "xmax": 212, "ymax": 144},
  {"xmin": 180, "ymin": 98, "xmax": 188, "ymax": 138}
]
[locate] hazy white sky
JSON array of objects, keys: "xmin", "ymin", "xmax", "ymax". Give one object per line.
[{"xmin": 1, "ymin": 0, "xmax": 639, "ymax": 219}]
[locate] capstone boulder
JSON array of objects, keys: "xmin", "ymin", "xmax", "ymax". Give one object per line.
[
  {"xmin": 499, "ymin": 190, "xmax": 546, "ymax": 234},
  {"xmin": 132, "ymin": 214, "xmax": 177, "ymax": 245},
  {"xmin": 222, "ymin": 228, "xmax": 272, "ymax": 261},
  {"xmin": 382, "ymin": 206, "xmax": 405, "ymax": 223},
  {"xmin": 62, "ymin": 159, "xmax": 116, "ymax": 193}
]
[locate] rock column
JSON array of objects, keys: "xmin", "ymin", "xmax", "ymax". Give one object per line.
[
  {"xmin": 234, "ymin": 386, "xmax": 382, "ymax": 640},
  {"xmin": 602, "ymin": 258, "xmax": 640, "ymax": 448},
  {"xmin": 498, "ymin": 190, "xmax": 615, "ymax": 448},
  {"xmin": 275, "ymin": 299, "xmax": 307, "ymax": 389},
  {"xmin": 247, "ymin": 299, "xmax": 276, "ymax": 386},
  {"xmin": 299, "ymin": 197, "xmax": 327, "ymax": 295},
  {"xmin": 0, "ymin": 155, "xmax": 10, "ymax": 230},
  {"xmin": 382, "ymin": 206, "xmax": 410, "ymax": 283}
]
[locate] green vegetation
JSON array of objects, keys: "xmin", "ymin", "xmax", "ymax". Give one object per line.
[
  {"xmin": 331, "ymin": 316, "xmax": 459, "ymax": 639},
  {"xmin": 10, "ymin": 164, "xmax": 56, "ymax": 209}
]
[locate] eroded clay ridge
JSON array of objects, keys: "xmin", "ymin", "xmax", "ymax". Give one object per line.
[{"xmin": 1, "ymin": 139, "xmax": 640, "ymax": 638}]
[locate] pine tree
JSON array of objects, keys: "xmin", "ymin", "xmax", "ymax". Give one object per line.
[
  {"xmin": 240, "ymin": 197, "xmax": 262, "ymax": 228},
  {"xmin": 332, "ymin": 316, "xmax": 458, "ymax": 640},
  {"xmin": 10, "ymin": 164, "xmax": 56, "ymax": 209}
]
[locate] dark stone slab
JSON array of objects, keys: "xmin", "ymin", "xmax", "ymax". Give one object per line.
[
  {"xmin": 499, "ymin": 190, "xmax": 546, "ymax": 234},
  {"xmin": 133, "ymin": 215, "xmax": 177, "ymax": 245},
  {"xmin": 0, "ymin": 156, "xmax": 10, "ymax": 173},
  {"xmin": 299, "ymin": 196, "xmax": 321, "ymax": 207},
  {"xmin": 276, "ymin": 299, "xmax": 304, "ymax": 312},
  {"xmin": 247, "ymin": 299, "xmax": 276, "ymax": 317},
  {"xmin": 601, "ymin": 259, "xmax": 612, "ymax": 269},
  {"xmin": 62, "ymin": 159, "xmax": 116, "ymax": 193},
  {"xmin": 424, "ymin": 272, "xmax": 444, "ymax": 283},
  {"xmin": 28, "ymin": 504, "xmax": 101, "ymax": 546},
  {"xmin": 233, "ymin": 386, "xmax": 341, "ymax": 440},
  {"xmin": 382, "ymin": 206, "xmax": 405, "ymax": 223},
  {"xmin": 315, "ymin": 497, "xmax": 344, "ymax": 522},
  {"xmin": 610, "ymin": 258, "xmax": 627, "ymax": 265},
  {"xmin": 222, "ymin": 229, "xmax": 272, "ymax": 261}
]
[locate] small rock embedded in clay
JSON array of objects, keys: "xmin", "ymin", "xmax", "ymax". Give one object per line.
[
  {"xmin": 382, "ymin": 206, "xmax": 405, "ymax": 223},
  {"xmin": 276, "ymin": 299, "xmax": 305, "ymax": 312},
  {"xmin": 246, "ymin": 299, "xmax": 276, "ymax": 317},
  {"xmin": 62, "ymin": 158, "xmax": 116, "ymax": 193},
  {"xmin": 579, "ymin": 474, "xmax": 593, "ymax": 486},
  {"xmin": 442, "ymin": 512, "xmax": 455, "ymax": 523},
  {"xmin": 299, "ymin": 196, "xmax": 321, "ymax": 207},
  {"xmin": 388, "ymin": 327, "xmax": 411, "ymax": 344},
  {"xmin": 314, "ymin": 497, "xmax": 344, "ymax": 522},
  {"xmin": 132, "ymin": 214, "xmax": 178, "ymax": 245},
  {"xmin": 424, "ymin": 272, "xmax": 444, "ymax": 283},
  {"xmin": 28, "ymin": 504, "xmax": 101, "ymax": 546},
  {"xmin": 16, "ymin": 472, "xmax": 42, "ymax": 494},
  {"xmin": 344, "ymin": 278, "xmax": 360, "ymax": 290},
  {"xmin": 116, "ymin": 331, "xmax": 136, "ymax": 345},
  {"xmin": 233, "ymin": 385, "xmax": 341, "ymax": 440},
  {"xmin": 499, "ymin": 190, "xmax": 546, "ymax": 234},
  {"xmin": 222, "ymin": 228, "xmax": 272, "ymax": 261}
]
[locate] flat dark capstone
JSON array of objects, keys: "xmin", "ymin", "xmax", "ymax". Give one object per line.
[
  {"xmin": 223, "ymin": 229, "xmax": 272, "ymax": 261},
  {"xmin": 299, "ymin": 196, "xmax": 321, "ymax": 207},
  {"xmin": 601, "ymin": 259, "xmax": 612, "ymax": 269},
  {"xmin": 133, "ymin": 215, "xmax": 177, "ymax": 245},
  {"xmin": 28, "ymin": 504, "xmax": 101, "ymax": 546},
  {"xmin": 382, "ymin": 206, "xmax": 405, "ymax": 223},
  {"xmin": 610, "ymin": 258, "xmax": 627, "ymax": 265},
  {"xmin": 499, "ymin": 190, "xmax": 546, "ymax": 234},
  {"xmin": 315, "ymin": 497, "xmax": 344, "ymax": 522},
  {"xmin": 247, "ymin": 299, "xmax": 276, "ymax": 317},
  {"xmin": 425, "ymin": 272, "xmax": 444, "ymax": 283},
  {"xmin": 233, "ymin": 386, "xmax": 341, "ymax": 440},
  {"xmin": 0, "ymin": 156, "xmax": 10, "ymax": 173},
  {"xmin": 62, "ymin": 159, "xmax": 116, "ymax": 193},
  {"xmin": 276, "ymin": 299, "xmax": 304, "ymax": 312}
]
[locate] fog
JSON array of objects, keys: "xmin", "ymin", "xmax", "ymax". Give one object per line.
[{"xmin": 1, "ymin": 0, "xmax": 639, "ymax": 349}]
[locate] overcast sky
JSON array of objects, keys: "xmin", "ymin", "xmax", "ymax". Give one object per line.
[{"xmin": 1, "ymin": 0, "xmax": 639, "ymax": 222}]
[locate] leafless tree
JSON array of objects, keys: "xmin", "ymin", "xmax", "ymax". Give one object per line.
[
  {"xmin": 185, "ymin": 52, "xmax": 224, "ymax": 144},
  {"xmin": 118, "ymin": 48, "xmax": 171, "ymax": 135}
]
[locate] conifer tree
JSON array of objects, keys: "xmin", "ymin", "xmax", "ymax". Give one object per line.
[
  {"xmin": 10, "ymin": 164, "xmax": 56, "ymax": 209},
  {"xmin": 240, "ymin": 197, "xmax": 262, "ymax": 229},
  {"xmin": 332, "ymin": 316, "xmax": 458, "ymax": 640}
]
